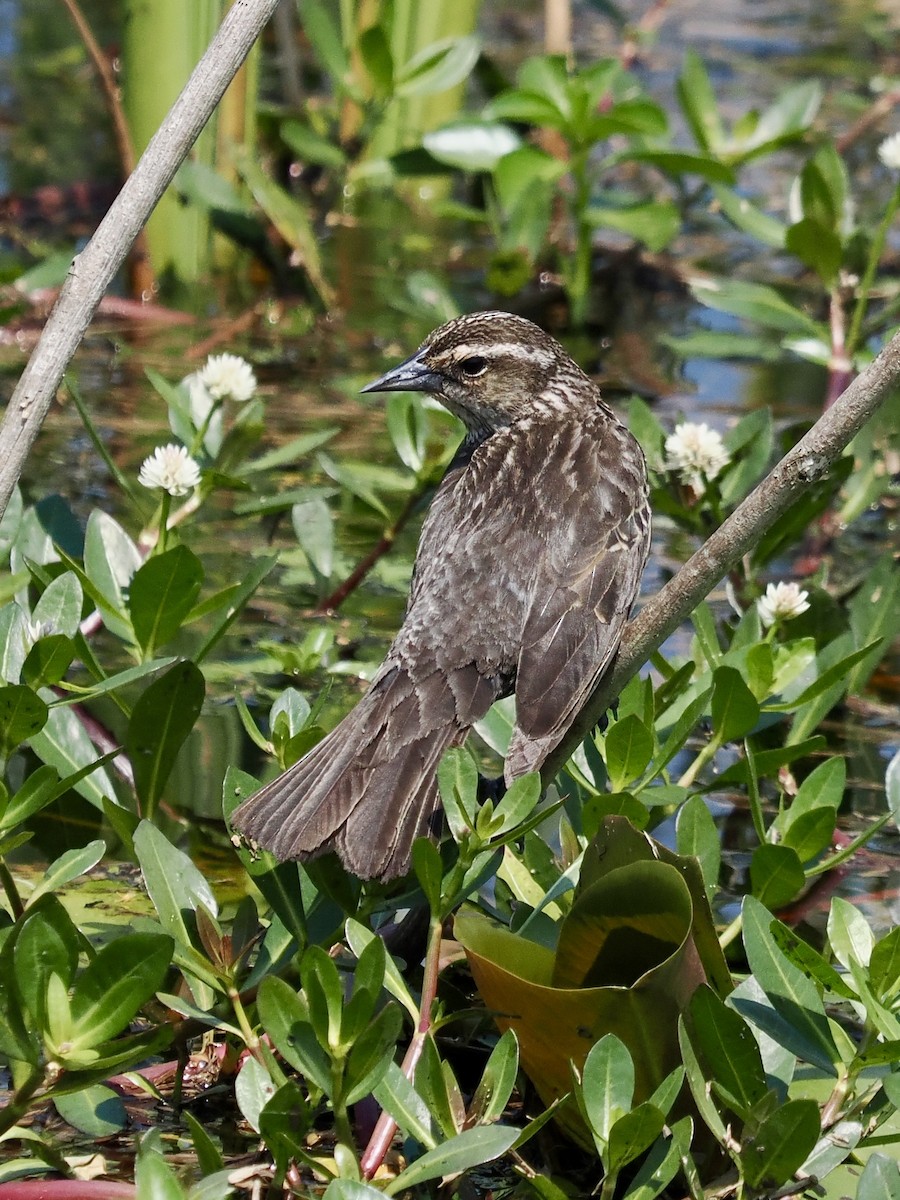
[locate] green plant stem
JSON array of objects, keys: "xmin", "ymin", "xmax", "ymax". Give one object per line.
[
  {"xmin": 846, "ymin": 182, "xmax": 900, "ymax": 360},
  {"xmin": 677, "ymin": 737, "xmax": 719, "ymax": 789},
  {"xmin": 567, "ymin": 151, "xmax": 593, "ymax": 327},
  {"xmin": 229, "ymin": 983, "xmax": 260, "ymax": 1053},
  {"xmin": 718, "ymin": 911, "xmax": 742, "ymax": 951},
  {"xmin": 0, "ymin": 1066, "xmax": 46, "ymax": 1135},
  {"xmin": 156, "ymin": 492, "xmax": 172, "ymax": 555},
  {"xmin": 0, "ymin": 858, "xmax": 25, "ymax": 920},
  {"xmin": 360, "ymin": 913, "xmax": 443, "ymax": 1179},
  {"xmin": 804, "ymin": 812, "xmax": 892, "ymax": 878}
]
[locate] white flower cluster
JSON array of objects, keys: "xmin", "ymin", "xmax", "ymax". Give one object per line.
[
  {"xmin": 878, "ymin": 132, "xmax": 900, "ymax": 172},
  {"xmin": 756, "ymin": 581, "xmax": 810, "ymax": 628},
  {"xmin": 139, "ymin": 443, "xmax": 202, "ymax": 497},
  {"xmin": 664, "ymin": 421, "xmax": 730, "ymax": 492},
  {"xmin": 198, "ymin": 353, "xmax": 257, "ymax": 403}
]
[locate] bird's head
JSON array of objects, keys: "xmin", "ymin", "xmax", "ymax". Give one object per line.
[{"xmin": 361, "ymin": 311, "xmax": 588, "ymax": 435}]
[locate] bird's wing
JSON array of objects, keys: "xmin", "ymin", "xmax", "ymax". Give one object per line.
[{"xmin": 508, "ymin": 435, "xmax": 649, "ymax": 777}]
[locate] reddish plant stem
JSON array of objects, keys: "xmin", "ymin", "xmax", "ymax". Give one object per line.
[
  {"xmin": 314, "ymin": 485, "xmax": 426, "ymax": 615},
  {"xmin": 58, "ymin": 0, "xmax": 155, "ymax": 299},
  {"xmin": 360, "ymin": 915, "xmax": 443, "ymax": 1179}
]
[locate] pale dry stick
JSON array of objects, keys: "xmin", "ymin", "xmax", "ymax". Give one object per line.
[
  {"xmin": 0, "ymin": 0, "xmax": 282, "ymax": 522},
  {"xmin": 541, "ymin": 328, "xmax": 900, "ymax": 785}
]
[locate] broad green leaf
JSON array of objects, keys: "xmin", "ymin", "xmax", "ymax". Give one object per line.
[
  {"xmin": 710, "ymin": 185, "xmax": 786, "ymax": 248},
  {"xmin": 606, "ymin": 1103, "xmax": 666, "ymax": 1173},
  {"xmin": 301, "ymin": 943, "xmax": 344, "ymax": 1051},
  {"xmin": 32, "ymin": 572, "xmax": 82, "ymax": 637},
  {"xmin": 135, "ymin": 1139, "xmax": 187, "ymax": 1200},
  {"xmin": 22, "ymin": 634, "xmax": 76, "ymax": 689},
  {"xmin": 769, "ymin": 923, "xmax": 856, "ymax": 1000},
  {"xmin": 741, "ymin": 896, "xmax": 839, "ymax": 1073},
  {"xmin": 13, "ymin": 896, "xmax": 79, "ymax": 1032},
  {"xmin": 580, "ymin": 1034, "xmax": 634, "ymax": 1146},
  {"xmin": 690, "ymin": 276, "xmax": 823, "ymax": 337},
  {"xmin": 750, "ymin": 843, "xmax": 804, "ymax": 908},
  {"xmin": 827, "ymin": 897, "xmax": 874, "ymax": 971},
  {"xmin": 605, "ymin": 714, "xmax": 653, "ymax": 791},
  {"xmin": 586, "ymin": 201, "xmax": 680, "ymax": 252},
  {"xmin": 856, "ymin": 1153, "xmax": 900, "ymax": 1200},
  {"xmin": 28, "ymin": 701, "xmax": 115, "ymax": 808},
  {"xmin": 786, "ymin": 217, "xmax": 842, "ymax": 284},
  {"xmin": 68, "ymin": 933, "xmax": 173, "ymax": 1050},
  {"xmin": 235, "ymin": 1055, "xmax": 276, "ymax": 1133},
  {"xmin": 676, "ymin": 796, "xmax": 720, "ymax": 903},
  {"xmin": 438, "ymin": 747, "xmax": 479, "ymax": 840},
  {"xmin": 27, "ymin": 839, "xmax": 105, "ymax": 907},
  {"xmin": 622, "ymin": 1116, "xmax": 692, "ymax": 1200},
  {"xmin": 395, "ymin": 35, "xmax": 480, "ymax": 98},
  {"xmin": 688, "ymin": 986, "xmax": 767, "ymax": 1119},
  {"xmin": 0, "ymin": 683, "xmax": 48, "ymax": 754},
  {"xmin": 53, "ymin": 1085, "xmax": 126, "ymax": 1137},
  {"xmin": 676, "ymin": 51, "xmax": 724, "ymax": 153},
  {"xmin": 129, "ymin": 547, "xmax": 204, "ymax": 656},
  {"xmin": 740, "ymin": 1098, "xmax": 820, "ymax": 1188},
  {"xmin": 292, "ymin": 498, "xmax": 334, "ymax": 580},
  {"xmin": 711, "ymin": 666, "xmax": 759, "ymax": 742},
  {"xmin": 134, "ymin": 820, "xmax": 218, "ymax": 948},
  {"xmin": 83, "ymin": 510, "xmax": 140, "ymax": 643},
  {"xmin": 373, "ymin": 1060, "xmax": 440, "ymax": 1149},
  {"xmin": 385, "ymin": 1125, "xmax": 519, "ymax": 1194},
  {"xmin": 622, "ymin": 149, "xmax": 734, "ymax": 184},
  {"xmin": 125, "ymin": 660, "xmax": 205, "ymax": 816},
  {"xmin": 279, "ymin": 119, "xmax": 347, "ymax": 169},
  {"xmin": 847, "ymin": 555, "xmax": 899, "ymax": 695},
  {"xmin": 0, "ymin": 601, "xmax": 29, "ymax": 683},
  {"xmin": 870, "ymin": 927, "xmax": 900, "ymax": 1004},
  {"xmin": 345, "ymin": 1003, "xmax": 404, "ymax": 1105},
  {"xmin": 424, "ymin": 122, "xmax": 521, "ymax": 172},
  {"xmin": 469, "ymin": 1029, "xmax": 519, "ymax": 1125},
  {"xmin": 257, "ymin": 975, "xmax": 331, "ymax": 1095}
]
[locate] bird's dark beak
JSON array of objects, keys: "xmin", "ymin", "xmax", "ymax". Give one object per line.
[{"xmin": 361, "ymin": 349, "xmax": 443, "ymax": 396}]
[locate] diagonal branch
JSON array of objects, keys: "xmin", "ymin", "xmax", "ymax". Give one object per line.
[
  {"xmin": 540, "ymin": 328, "xmax": 900, "ymax": 784},
  {"xmin": 0, "ymin": 0, "xmax": 281, "ymax": 521}
]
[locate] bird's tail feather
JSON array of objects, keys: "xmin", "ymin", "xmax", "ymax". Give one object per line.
[{"xmin": 230, "ymin": 666, "xmax": 475, "ymax": 880}]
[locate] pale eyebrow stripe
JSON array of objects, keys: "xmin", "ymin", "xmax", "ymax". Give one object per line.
[{"xmin": 437, "ymin": 342, "xmax": 556, "ymax": 367}]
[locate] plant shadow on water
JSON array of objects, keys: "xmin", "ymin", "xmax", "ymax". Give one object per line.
[{"xmin": 0, "ymin": 0, "xmax": 899, "ymax": 1195}]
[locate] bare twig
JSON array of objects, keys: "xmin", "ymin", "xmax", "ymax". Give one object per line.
[
  {"xmin": 0, "ymin": 0, "xmax": 282, "ymax": 522},
  {"xmin": 539, "ymin": 328, "xmax": 900, "ymax": 785}
]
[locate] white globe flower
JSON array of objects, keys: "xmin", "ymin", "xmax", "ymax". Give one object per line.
[
  {"xmin": 878, "ymin": 131, "xmax": 900, "ymax": 172},
  {"xmin": 198, "ymin": 353, "xmax": 257, "ymax": 402},
  {"xmin": 757, "ymin": 581, "xmax": 811, "ymax": 628},
  {"xmin": 139, "ymin": 444, "xmax": 202, "ymax": 497},
  {"xmin": 664, "ymin": 421, "xmax": 731, "ymax": 492}
]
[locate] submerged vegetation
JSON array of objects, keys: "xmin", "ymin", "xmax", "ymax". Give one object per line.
[{"xmin": 0, "ymin": 0, "xmax": 899, "ymax": 1196}]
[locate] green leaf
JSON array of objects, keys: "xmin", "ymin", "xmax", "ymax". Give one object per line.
[
  {"xmin": 83, "ymin": 510, "xmax": 140, "ymax": 643},
  {"xmin": 468, "ymin": 1029, "xmax": 519, "ymax": 1126},
  {"xmin": 711, "ymin": 666, "xmax": 759, "ymax": 742},
  {"xmin": 395, "ymin": 35, "xmax": 481, "ymax": 98},
  {"xmin": 0, "ymin": 683, "xmax": 48, "ymax": 755},
  {"xmin": 623, "ymin": 149, "xmax": 735, "ymax": 185},
  {"xmin": 750, "ymin": 844, "xmax": 804, "ymax": 908},
  {"xmin": 581, "ymin": 1034, "xmax": 634, "ymax": 1147},
  {"xmin": 586, "ymin": 201, "xmax": 680, "ymax": 252},
  {"xmin": 710, "ymin": 185, "xmax": 786, "ymax": 248},
  {"xmin": 676, "ymin": 51, "xmax": 724, "ymax": 153},
  {"xmin": 870, "ymin": 927, "xmax": 900, "ymax": 1004},
  {"xmin": 769, "ymin": 923, "xmax": 857, "ymax": 1000},
  {"xmin": 424, "ymin": 122, "xmax": 521, "ymax": 172},
  {"xmin": 740, "ymin": 896, "xmax": 839, "ymax": 1073},
  {"xmin": 676, "ymin": 796, "xmax": 720, "ymax": 903},
  {"xmin": 234, "ymin": 148, "xmax": 334, "ymax": 306},
  {"xmin": 135, "ymin": 1138, "xmax": 187, "ymax": 1200},
  {"xmin": 13, "ymin": 896, "xmax": 79, "ymax": 1032},
  {"xmin": 688, "ymin": 986, "xmax": 767, "ymax": 1120},
  {"xmin": 53, "ymin": 1084, "xmax": 127, "ymax": 1137},
  {"xmin": 28, "ymin": 703, "xmax": 115, "ymax": 808},
  {"xmin": 129, "ymin": 547, "xmax": 204, "ymax": 657},
  {"xmin": 786, "ymin": 218, "xmax": 842, "ymax": 284},
  {"xmin": 606, "ymin": 1103, "xmax": 666, "ymax": 1173},
  {"xmin": 193, "ymin": 554, "xmax": 278, "ymax": 663},
  {"xmin": 345, "ymin": 1004, "xmax": 404, "ymax": 1105},
  {"xmin": 385, "ymin": 1125, "xmax": 519, "ymax": 1194},
  {"xmin": 125, "ymin": 660, "xmax": 205, "ymax": 816},
  {"xmin": 857, "ymin": 1153, "xmax": 900, "ymax": 1200},
  {"xmin": 827, "ymin": 897, "xmax": 873, "ymax": 971},
  {"xmin": 740, "ymin": 1098, "xmax": 821, "ymax": 1188},
  {"xmin": 68, "ymin": 933, "xmax": 173, "ymax": 1050},
  {"xmin": 27, "ymin": 839, "xmax": 105, "ymax": 907},
  {"xmin": 22, "ymin": 634, "xmax": 76, "ymax": 689},
  {"xmin": 373, "ymin": 1060, "xmax": 439, "ymax": 1149},
  {"xmin": 605, "ymin": 714, "xmax": 653, "ymax": 791},
  {"xmin": 133, "ymin": 820, "xmax": 218, "ymax": 948},
  {"xmin": 292, "ymin": 498, "xmax": 334, "ymax": 580},
  {"xmin": 690, "ymin": 276, "xmax": 824, "ymax": 337},
  {"xmin": 235, "ymin": 1055, "xmax": 277, "ymax": 1133},
  {"xmin": 257, "ymin": 975, "xmax": 331, "ymax": 1095},
  {"xmin": 438, "ymin": 747, "xmax": 479, "ymax": 841},
  {"xmin": 32, "ymin": 571, "xmax": 82, "ymax": 637},
  {"xmin": 280, "ymin": 119, "xmax": 347, "ymax": 170},
  {"xmin": 622, "ymin": 1116, "xmax": 692, "ymax": 1200}
]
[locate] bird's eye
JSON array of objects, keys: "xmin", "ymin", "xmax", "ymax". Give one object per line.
[{"xmin": 460, "ymin": 355, "xmax": 487, "ymax": 377}]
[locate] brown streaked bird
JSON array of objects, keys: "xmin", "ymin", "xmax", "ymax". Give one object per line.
[{"xmin": 231, "ymin": 311, "xmax": 651, "ymax": 880}]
